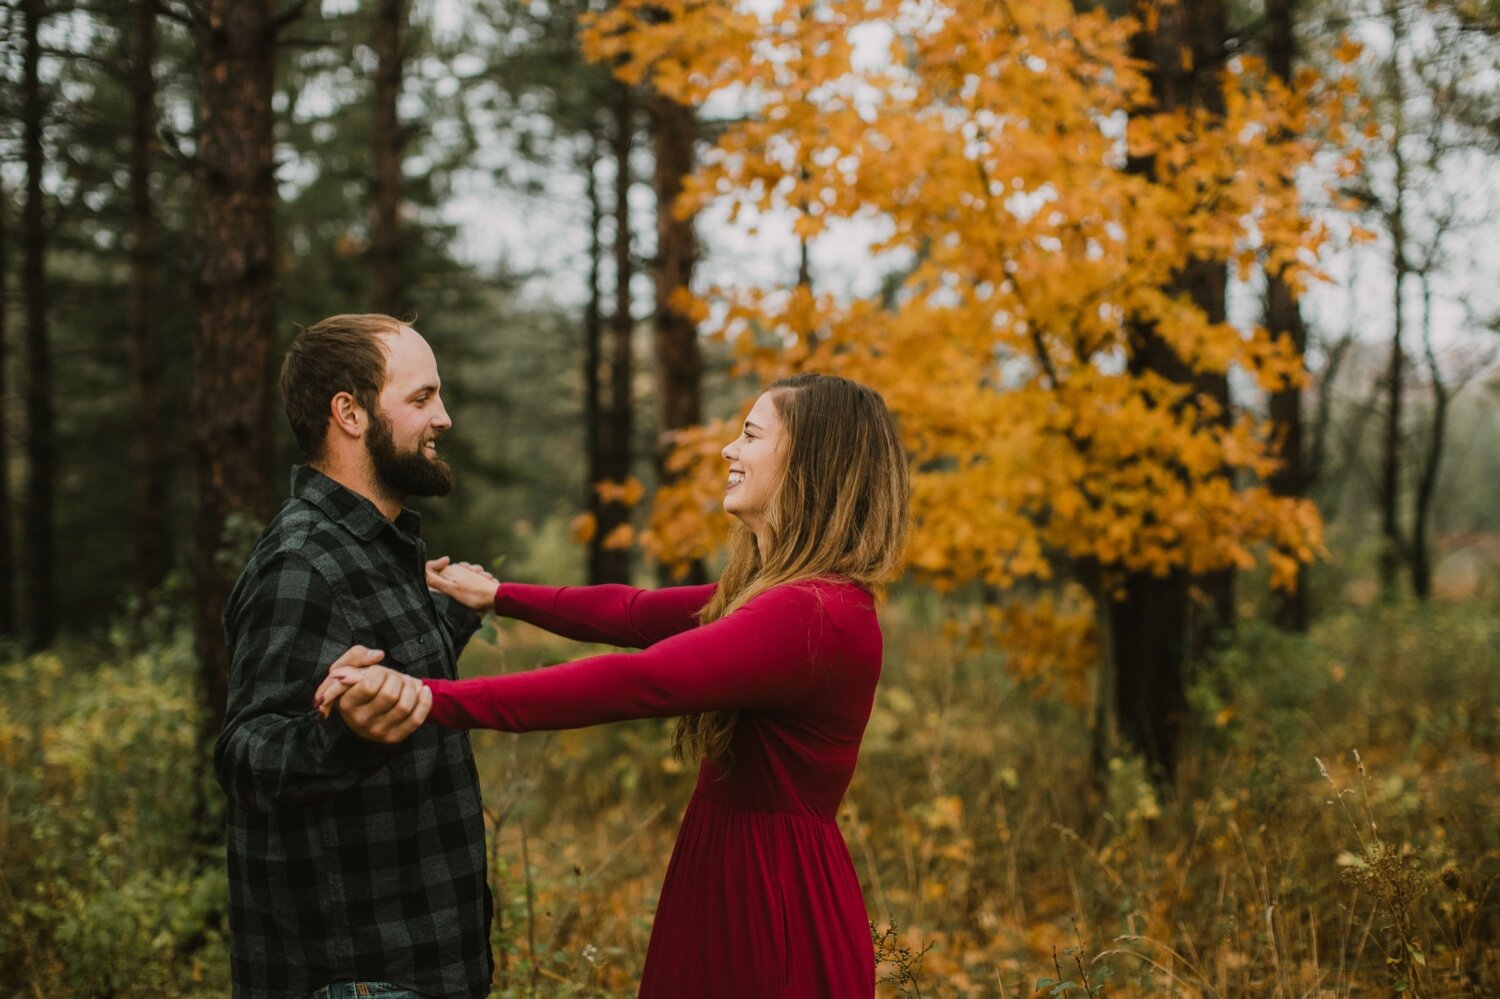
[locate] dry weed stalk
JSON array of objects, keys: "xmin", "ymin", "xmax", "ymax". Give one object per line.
[{"xmin": 1317, "ymin": 751, "xmax": 1432, "ymax": 997}]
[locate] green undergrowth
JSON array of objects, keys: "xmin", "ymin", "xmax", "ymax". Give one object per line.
[{"xmin": 2, "ymin": 595, "xmax": 1496, "ymax": 997}]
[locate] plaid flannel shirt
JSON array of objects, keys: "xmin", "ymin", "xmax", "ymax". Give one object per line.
[{"xmin": 215, "ymin": 466, "xmax": 493, "ymax": 999}]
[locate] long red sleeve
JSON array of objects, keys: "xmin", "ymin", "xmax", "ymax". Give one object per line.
[
  {"xmin": 446, "ymin": 577, "xmax": 884, "ymax": 997},
  {"xmin": 493, "ymin": 582, "xmax": 715, "ymax": 648},
  {"xmin": 428, "ymin": 582, "xmax": 852, "ymax": 732}
]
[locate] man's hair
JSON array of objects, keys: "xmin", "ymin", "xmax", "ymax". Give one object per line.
[
  {"xmin": 675, "ymin": 372, "xmax": 912, "ymax": 766},
  {"xmin": 280, "ymin": 314, "xmax": 402, "ymax": 461}
]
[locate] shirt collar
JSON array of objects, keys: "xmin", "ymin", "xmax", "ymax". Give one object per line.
[{"xmin": 290, "ymin": 465, "xmax": 423, "ymax": 544}]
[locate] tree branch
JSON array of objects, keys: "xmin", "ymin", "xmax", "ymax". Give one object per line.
[
  {"xmin": 270, "ymin": 0, "xmax": 314, "ymax": 37},
  {"xmin": 156, "ymin": 123, "xmax": 197, "ymax": 169},
  {"xmin": 158, "ymin": 0, "xmax": 205, "ymax": 30}
]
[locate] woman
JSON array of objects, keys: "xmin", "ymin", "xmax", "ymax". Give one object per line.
[{"xmin": 316, "ymin": 373, "xmax": 910, "ymax": 998}]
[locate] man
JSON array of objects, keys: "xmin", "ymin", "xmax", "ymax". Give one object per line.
[{"xmin": 215, "ymin": 314, "xmax": 491, "ymax": 999}]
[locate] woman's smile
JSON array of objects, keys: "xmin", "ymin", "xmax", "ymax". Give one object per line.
[{"xmin": 721, "ymin": 391, "xmax": 788, "ymax": 544}]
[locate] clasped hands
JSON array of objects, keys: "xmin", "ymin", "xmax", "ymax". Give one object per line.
[{"xmin": 313, "ymin": 557, "xmax": 501, "ymax": 744}]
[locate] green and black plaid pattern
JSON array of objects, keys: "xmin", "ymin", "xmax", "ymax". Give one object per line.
[{"xmin": 215, "ymin": 466, "xmax": 492, "ymax": 999}]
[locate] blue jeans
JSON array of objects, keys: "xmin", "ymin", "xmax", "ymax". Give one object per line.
[{"xmin": 307, "ymin": 984, "xmax": 430, "ymax": 999}]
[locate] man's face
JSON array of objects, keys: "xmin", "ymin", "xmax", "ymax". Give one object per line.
[{"xmin": 366, "ymin": 326, "xmax": 454, "ymax": 498}]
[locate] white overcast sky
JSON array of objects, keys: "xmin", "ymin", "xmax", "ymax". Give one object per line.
[{"xmin": 427, "ymin": 0, "xmax": 1500, "ymax": 383}]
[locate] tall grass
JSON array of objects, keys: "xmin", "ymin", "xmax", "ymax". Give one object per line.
[
  {"xmin": 462, "ymin": 596, "xmax": 1499, "ymax": 997},
  {"xmin": 1, "ymin": 595, "xmax": 1495, "ymax": 997}
]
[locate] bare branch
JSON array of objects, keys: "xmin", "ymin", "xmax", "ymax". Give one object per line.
[
  {"xmin": 155, "ymin": 122, "xmax": 196, "ymax": 169},
  {"xmin": 270, "ymin": 0, "xmax": 314, "ymax": 37},
  {"xmin": 158, "ymin": 0, "xmax": 204, "ymax": 29}
]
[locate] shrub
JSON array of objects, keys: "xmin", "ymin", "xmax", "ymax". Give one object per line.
[{"xmin": 0, "ymin": 625, "xmax": 229, "ymax": 997}]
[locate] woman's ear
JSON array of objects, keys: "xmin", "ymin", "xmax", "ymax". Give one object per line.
[{"xmin": 329, "ymin": 391, "xmax": 366, "ymax": 440}]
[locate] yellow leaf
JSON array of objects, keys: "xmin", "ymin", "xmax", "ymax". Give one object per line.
[{"xmin": 602, "ymin": 523, "xmax": 636, "ymax": 550}]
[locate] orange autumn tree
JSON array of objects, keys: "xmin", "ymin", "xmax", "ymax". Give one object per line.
[{"xmin": 584, "ymin": 0, "xmax": 1357, "ymax": 769}]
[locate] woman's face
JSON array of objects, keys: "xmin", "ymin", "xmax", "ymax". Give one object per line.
[{"xmin": 721, "ymin": 391, "xmax": 788, "ymax": 540}]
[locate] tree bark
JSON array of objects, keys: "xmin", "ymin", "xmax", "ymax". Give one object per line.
[
  {"xmin": 649, "ymin": 91, "xmax": 705, "ymax": 585},
  {"xmin": 131, "ymin": 0, "xmax": 169, "ymax": 610},
  {"xmin": 22, "ymin": 0, "xmax": 57, "ymax": 651},
  {"xmin": 1106, "ymin": 569, "xmax": 1190, "ymax": 774},
  {"xmin": 1110, "ymin": 308, "xmax": 1194, "ymax": 779},
  {"xmin": 1378, "ymin": 2, "xmax": 1410, "ymax": 603},
  {"xmin": 370, "ymin": 0, "xmax": 406, "ymax": 317},
  {"xmin": 1265, "ymin": 0, "xmax": 1310, "ymax": 632},
  {"xmin": 1184, "ymin": 263, "xmax": 1234, "ymax": 655},
  {"xmin": 0, "ymin": 182, "xmax": 14, "ymax": 638},
  {"xmin": 1179, "ymin": 1, "xmax": 1233, "ymax": 654},
  {"xmin": 590, "ymin": 82, "xmax": 635, "ymax": 585},
  {"xmin": 1102, "ymin": 0, "xmax": 1230, "ymax": 779},
  {"xmin": 1410, "ymin": 272, "xmax": 1445, "ymax": 599},
  {"xmin": 1378, "ymin": 277, "xmax": 1406, "ymax": 601},
  {"xmin": 583, "ymin": 131, "xmax": 606, "ymax": 575},
  {"xmin": 193, "ymin": 0, "xmax": 279, "ymax": 747}
]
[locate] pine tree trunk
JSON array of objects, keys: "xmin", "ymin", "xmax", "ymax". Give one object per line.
[
  {"xmin": 193, "ymin": 0, "xmax": 279, "ymax": 747},
  {"xmin": 1379, "ymin": 265, "xmax": 1406, "ymax": 601},
  {"xmin": 583, "ymin": 132, "xmax": 606, "ymax": 572},
  {"xmin": 22, "ymin": 0, "xmax": 57, "ymax": 651},
  {"xmin": 1379, "ymin": 46, "xmax": 1409, "ymax": 603},
  {"xmin": 591, "ymin": 83, "xmax": 634, "ymax": 585},
  {"xmin": 371, "ymin": 0, "xmax": 405, "ymax": 317},
  {"xmin": 1102, "ymin": 0, "xmax": 1230, "ymax": 779},
  {"xmin": 131, "ymin": 0, "xmax": 168, "ymax": 610},
  {"xmin": 650, "ymin": 91, "xmax": 705, "ymax": 585},
  {"xmin": 0, "ymin": 182, "xmax": 14, "ymax": 638},
  {"xmin": 1411, "ymin": 275, "xmax": 1445, "ymax": 600},
  {"xmin": 1265, "ymin": 0, "xmax": 1310, "ymax": 632}
]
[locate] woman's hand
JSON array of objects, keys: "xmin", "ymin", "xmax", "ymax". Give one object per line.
[
  {"xmin": 313, "ymin": 659, "xmax": 431, "ymax": 744},
  {"xmin": 425, "ymin": 556, "xmax": 502, "ymax": 612}
]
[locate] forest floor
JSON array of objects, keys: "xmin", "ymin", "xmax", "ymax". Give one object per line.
[
  {"xmin": 1, "ymin": 590, "xmax": 1496, "ymax": 997},
  {"xmin": 463, "ymin": 592, "xmax": 1500, "ymax": 998}
]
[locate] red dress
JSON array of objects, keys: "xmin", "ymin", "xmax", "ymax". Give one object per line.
[{"xmin": 423, "ymin": 579, "xmax": 880, "ymax": 999}]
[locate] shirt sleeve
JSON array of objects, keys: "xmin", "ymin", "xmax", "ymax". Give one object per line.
[
  {"xmin": 214, "ymin": 552, "xmax": 394, "ymax": 813},
  {"xmin": 426, "ymin": 583, "xmax": 828, "ymax": 731},
  {"xmin": 494, "ymin": 582, "xmax": 717, "ymax": 648}
]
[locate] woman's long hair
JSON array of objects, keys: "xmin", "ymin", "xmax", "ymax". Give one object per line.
[{"xmin": 673, "ymin": 373, "xmax": 912, "ymax": 766}]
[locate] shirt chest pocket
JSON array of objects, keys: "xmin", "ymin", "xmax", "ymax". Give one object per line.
[
  {"xmin": 385, "ymin": 632, "xmax": 451, "ymax": 681},
  {"xmin": 341, "ymin": 573, "xmax": 455, "ymax": 675}
]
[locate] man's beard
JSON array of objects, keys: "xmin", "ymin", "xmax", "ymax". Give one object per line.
[{"xmin": 367, "ymin": 409, "xmax": 453, "ymax": 499}]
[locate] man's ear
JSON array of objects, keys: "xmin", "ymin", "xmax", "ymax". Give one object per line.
[{"xmin": 329, "ymin": 391, "xmax": 367, "ymax": 440}]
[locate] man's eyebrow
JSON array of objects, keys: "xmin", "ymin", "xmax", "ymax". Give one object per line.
[{"xmin": 408, "ymin": 383, "xmax": 440, "ymax": 398}]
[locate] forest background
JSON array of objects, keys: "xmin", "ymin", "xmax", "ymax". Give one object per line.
[{"xmin": 1, "ymin": 0, "xmax": 1498, "ymax": 996}]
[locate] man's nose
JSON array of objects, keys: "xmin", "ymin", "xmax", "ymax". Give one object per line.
[{"xmin": 433, "ymin": 400, "xmax": 453, "ymax": 431}]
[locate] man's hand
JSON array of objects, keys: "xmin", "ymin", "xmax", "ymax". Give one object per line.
[
  {"xmin": 426, "ymin": 556, "xmax": 502, "ymax": 612},
  {"xmin": 313, "ymin": 652, "xmax": 431, "ymax": 745}
]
